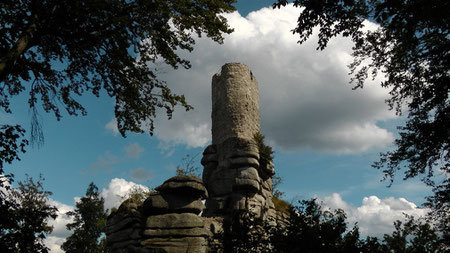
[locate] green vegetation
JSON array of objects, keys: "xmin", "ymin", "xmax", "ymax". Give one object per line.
[
  {"xmin": 219, "ymin": 199, "xmax": 448, "ymax": 252},
  {"xmin": 254, "ymin": 132, "xmax": 290, "ymax": 215},
  {"xmin": 0, "ymin": 125, "xmax": 28, "ymax": 171},
  {"xmin": 0, "ymin": 174, "xmax": 57, "ymax": 253},
  {"xmin": 271, "ymin": 175, "xmax": 284, "ymax": 199},
  {"xmin": 274, "ymin": 0, "xmax": 449, "ymax": 234},
  {"xmin": 121, "ymin": 185, "xmax": 153, "ymax": 207},
  {"xmin": 220, "ymin": 211, "xmax": 271, "ymax": 253},
  {"xmin": 1, "ymin": 1, "xmax": 447, "ymax": 251},
  {"xmin": 175, "ymin": 153, "xmax": 201, "ymax": 178},
  {"xmin": 62, "ymin": 183, "xmax": 107, "ymax": 253},
  {"xmin": 254, "ymin": 132, "xmax": 274, "ymax": 172},
  {"xmin": 0, "ymin": 0, "xmax": 236, "ymax": 176},
  {"xmin": 0, "ymin": 2, "xmax": 235, "ymax": 249},
  {"xmin": 272, "ymin": 196, "xmax": 291, "ymax": 215}
]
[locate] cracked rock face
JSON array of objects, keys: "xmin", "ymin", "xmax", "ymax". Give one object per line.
[
  {"xmin": 156, "ymin": 175, "xmax": 208, "ymax": 199},
  {"xmin": 141, "ymin": 176, "xmax": 208, "ymax": 216},
  {"xmin": 107, "ymin": 175, "xmax": 210, "ymax": 253}
]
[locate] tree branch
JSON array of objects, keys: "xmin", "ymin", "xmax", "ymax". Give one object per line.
[{"xmin": 0, "ymin": 23, "xmax": 37, "ymax": 81}]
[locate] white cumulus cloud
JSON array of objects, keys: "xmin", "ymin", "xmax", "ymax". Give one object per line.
[
  {"xmin": 45, "ymin": 199, "xmax": 75, "ymax": 253},
  {"xmin": 322, "ymin": 193, "xmax": 429, "ymax": 237},
  {"xmin": 152, "ymin": 5, "xmax": 395, "ymax": 153},
  {"xmin": 100, "ymin": 178, "xmax": 150, "ymax": 211},
  {"xmin": 47, "ymin": 199, "xmax": 74, "ymax": 239},
  {"xmin": 45, "ymin": 236, "xmax": 65, "ymax": 253}
]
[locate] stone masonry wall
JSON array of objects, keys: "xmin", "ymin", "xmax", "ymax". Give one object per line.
[{"xmin": 212, "ymin": 63, "xmax": 260, "ymax": 145}]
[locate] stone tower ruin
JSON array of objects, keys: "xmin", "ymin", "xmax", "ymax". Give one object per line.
[
  {"xmin": 202, "ymin": 63, "xmax": 276, "ymax": 220},
  {"xmin": 106, "ymin": 63, "xmax": 280, "ymax": 253}
]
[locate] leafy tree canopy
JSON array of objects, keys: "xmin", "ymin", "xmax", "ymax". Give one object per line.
[
  {"xmin": 0, "ymin": 174, "xmax": 57, "ymax": 253},
  {"xmin": 218, "ymin": 199, "xmax": 448, "ymax": 252},
  {"xmin": 273, "ymin": 0, "xmax": 449, "ymax": 229},
  {"xmin": 273, "ymin": 0, "xmax": 449, "ymax": 183},
  {"xmin": 270, "ymin": 199, "xmax": 350, "ymax": 253},
  {"xmin": 0, "ymin": 124, "xmax": 28, "ymax": 172},
  {"xmin": 62, "ymin": 182, "xmax": 108, "ymax": 253},
  {"xmin": 0, "ymin": 0, "xmax": 236, "ymax": 168}
]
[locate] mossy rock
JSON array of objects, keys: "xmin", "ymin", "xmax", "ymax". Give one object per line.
[{"xmin": 272, "ymin": 197, "xmax": 291, "ymax": 215}]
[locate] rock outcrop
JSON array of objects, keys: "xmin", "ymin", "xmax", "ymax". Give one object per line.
[
  {"xmin": 106, "ymin": 199, "xmax": 147, "ymax": 253},
  {"xmin": 141, "ymin": 176, "xmax": 207, "ymax": 216},
  {"xmin": 107, "ymin": 63, "xmax": 285, "ymax": 252},
  {"xmin": 107, "ymin": 175, "xmax": 210, "ymax": 253}
]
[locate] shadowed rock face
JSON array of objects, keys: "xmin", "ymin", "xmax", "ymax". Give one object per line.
[
  {"xmin": 141, "ymin": 175, "xmax": 207, "ymax": 216},
  {"xmin": 106, "ymin": 175, "xmax": 210, "ymax": 253},
  {"xmin": 202, "ymin": 63, "xmax": 276, "ymax": 220}
]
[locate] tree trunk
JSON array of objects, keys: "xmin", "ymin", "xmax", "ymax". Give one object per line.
[{"xmin": 0, "ymin": 24, "xmax": 37, "ymax": 81}]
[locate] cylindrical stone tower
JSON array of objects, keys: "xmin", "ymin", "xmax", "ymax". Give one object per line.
[
  {"xmin": 211, "ymin": 63, "xmax": 260, "ymax": 145},
  {"xmin": 202, "ymin": 63, "xmax": 275, "ymax": 220}
]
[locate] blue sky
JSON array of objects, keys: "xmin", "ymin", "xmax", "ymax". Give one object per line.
[{"xmin": 3, "ymin": 1, "xmax": 435, "ymax": 251}]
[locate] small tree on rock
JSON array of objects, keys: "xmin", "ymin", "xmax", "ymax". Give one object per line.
[{"xmin": 175, "ymin": 153, "xmax": 201, "ymax": 178}]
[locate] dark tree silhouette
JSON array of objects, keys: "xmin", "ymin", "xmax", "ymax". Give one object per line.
[
  {"xmin": 0, "ymin": 175, "xmax": 57, "ymax": 253},
  {"xmin": 0, "ymin": 0, "xmax": 236, "ymax": 170},
  {"xmin": 62, "ymin": 182, "xmax": 108, "ymax": 253},
  {"xmin": 217, "ymin": 199, "xmax": 447, "ymax": 252},
  {"xmin": 0, "ymin": 124, "xmax": 28, "ymax": 171},
  {"xmin": 274, "ymin": 0, "xmax": 449, "ymax": 229}
]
